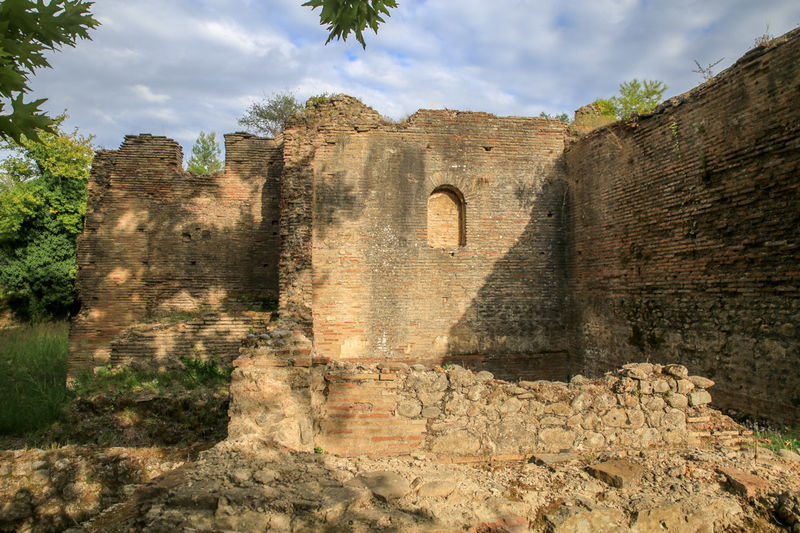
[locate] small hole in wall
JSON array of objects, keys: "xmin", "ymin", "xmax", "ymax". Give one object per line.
[
  {"xmin": 547, "ymin": 212, "xmax": 553, "ymax": 217},
  {"xmin": 189, "ymin": 260, "xmax": 196, "ymax": 265},
  {"xmin": 201, "ymin": 230, "xmax": 211, "ymax": 239},
  {"xmin": 483, "ymin": 146, "xmax": 493, "ymax": 151},
  {"xmin": 182, "ymin": 232, "xmax": 191, "ymax": 242}
]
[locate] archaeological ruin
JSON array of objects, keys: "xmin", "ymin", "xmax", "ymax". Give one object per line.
[{"xmin": 68, "ymin": 24, "xmax": 799, "ymax": 461}]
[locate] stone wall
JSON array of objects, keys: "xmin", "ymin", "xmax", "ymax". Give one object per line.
[
  {"xmin": 565, "ymin": 29, "xmax": 800, "ymax": 421},
  {"xmin": 279, "ymin": 96, "xmax": 571, "ymax": 380},
  {"xmin": 69, "ymin": 133, "xmax": 282, "ymax": 373},
  {"xmin": 229, "ymin": 335, "xmax": 743, "ymax": 458}
]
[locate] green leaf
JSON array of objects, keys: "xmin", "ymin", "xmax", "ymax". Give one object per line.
[
  {"xmin": 0, "ymin": 1, "xmax": 98, "ymax": 141},
  {"xmin": 304, "ymin": 0, "xmax": 397, "ymax": 48}
]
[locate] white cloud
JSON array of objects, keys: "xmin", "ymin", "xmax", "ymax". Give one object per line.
[
  {"xmin": 199, "ymin": 20, "xmax": 295, "ymax": 58},
  {"xmin": 131, "ymin": 84, "xmax": 171, "ymax": 103},
  {"xmin": 24, "ymin": 0, "xmax": 800, "ymax": 155}
]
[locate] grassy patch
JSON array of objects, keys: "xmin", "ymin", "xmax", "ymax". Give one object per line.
[
  {"xmin": 47, "ymin": 354, "xmax": 232, "ymax": 447},
  {"xmin": 743, "ymin": 419, "xmax": 800, "ymax": 454},
  {"xmin": 71, "ymin": 353, "xmax": 231, "ymax": 398},
  {"xmin": 1, "ymin": 322, "xmax": 232, "ymax": 448},
  {"xmin": 0, "ymin": 321, "xmax": 72, "ymax": 435}
]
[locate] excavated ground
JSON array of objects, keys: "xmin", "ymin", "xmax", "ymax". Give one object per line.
[
  {"xmin": 68, "ymin": 434, "xmax": 800, "ymax": 532},
  {"xmin": 3, "ymin": 358, "xmax": 800, "ymax": 532}
]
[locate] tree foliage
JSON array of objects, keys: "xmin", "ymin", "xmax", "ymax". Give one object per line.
[
  {"xmin": 0, "ymin": 0, "xmax": 99, "ymax": 143},
  {"xmin": 595, "ymin": 79, "xmax": 667, "ymax": 120},
  {"xmin": 539, "ymin": 111, "xmax": 570, "ymax": 124},
  {"xmin": 186, "ymin": 131, "xmax": 223, "ymax": 174},
  {"xmin": 238, "ymin": 91, "xmax": 303, "ymax": 137},
  {"xmin": 303, "ymin": 0, "xmax": 397, "ymax": 48},
  {"xmin": 0, "ymin": 114, "xmax": 94, "ymax": 321}
]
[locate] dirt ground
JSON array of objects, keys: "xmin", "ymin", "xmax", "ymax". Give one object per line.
[{"xmin": 3, "ymin": 433, "xmax": 795, "ymax": 533}]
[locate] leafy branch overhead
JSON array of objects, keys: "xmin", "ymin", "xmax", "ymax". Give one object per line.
[
  {"xmin": 0, "ymin": 0, "xmax": 99, "ymax": 143},
  {"xmin": 303, "ymin": 0, "xmax": 398, "ymax": 48}
]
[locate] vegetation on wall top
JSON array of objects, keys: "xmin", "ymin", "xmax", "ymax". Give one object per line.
[{"xmin": 595, "ymin": 79, "xmax": 668, "ymax": 121}]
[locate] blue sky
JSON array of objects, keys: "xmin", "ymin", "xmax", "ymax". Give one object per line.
[{"xmin": 29, "ymin": 0, "xmax": 800, "ymax": 155}]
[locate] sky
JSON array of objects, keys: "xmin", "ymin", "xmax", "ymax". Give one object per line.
[{"xmin": 29, "ymin": 0, "xmax": 800, "ymax": 156}]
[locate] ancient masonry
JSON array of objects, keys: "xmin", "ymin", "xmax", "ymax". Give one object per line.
[{"xmin": 70, "ymin": 27, "xmax": 799, "ymax": 455}]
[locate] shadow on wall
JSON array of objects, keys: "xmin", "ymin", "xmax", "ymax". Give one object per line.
[
  {"xmin": 443, "ymin": 175, "xmax": 573, "ymax": 382},
  {"xmin": 109, "ymin": 312, "xmax": 270, "ymax": 369},
  {"xmin": 70, "ymin": 135, "xmax": 281, "ymax": 371}
]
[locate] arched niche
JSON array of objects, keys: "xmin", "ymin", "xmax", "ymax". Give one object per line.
[{"xmin": 427, "ymin": 185, "xmax": 466, "ymax": 248}]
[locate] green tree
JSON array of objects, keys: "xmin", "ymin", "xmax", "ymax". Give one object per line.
[
  {"xmin": 187, "ymin": 132, "xmax": 223, "ymax": 174},
  {"xmin": 594, "ymin": 79, "xmax": 667, "ymax": 120},
  {"xmin": 238, "ymin": 91, "xmax": 303, "ymax": 137},
  {"xmin": 539, "ymin": 111, "xmax": 570, "ymax": 124},
  {"xmin": 0, "ymin": 114, "xmax": 94, "ymax": 321},
  {"xmin": 303, "ymin": 0, "xmax": 397, "ymax": 48},
  {"xmin": 0, "ymin": 0, "xmax": 99, "ymax": 143}
]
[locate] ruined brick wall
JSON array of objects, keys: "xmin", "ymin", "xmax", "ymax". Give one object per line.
[
  {"xmin": 230, "ymin": 333, "xmax": 742, "ymax": 458},
  {"xmin": 69, "ymin": 133, "xmax": 282, "ymax": 372},
  {"xmin": 565, "ymin": 29, "xmax": 800, "ymax": 422},
  {"xmin": 280, "ymin": 97, "xmax": 570, "ymax": 380}
]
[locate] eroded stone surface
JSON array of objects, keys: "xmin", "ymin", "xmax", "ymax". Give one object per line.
[
  {"xmin": 358, "ymin": 471, "xmax": 411, "ymax": 502},
  {"xmin": 57, "ymin": 438, "xmax": 799, "ymax": 533},
  {"xmin": 587, "ymin": 459, "xmax": 645, "ymax": 489}
]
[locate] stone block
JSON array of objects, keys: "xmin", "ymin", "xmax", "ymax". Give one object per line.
[
  {"xmin": 778, "ymin": 449, "xmax": 800, "ymax": 463},
  {"xmin": 587, "ymin": 459, "xmax": 645, "ymax": 488},
  {"xmin": 719, "ymin": 467, "xmax": 769, "ymax": 499},
  {"xmin": 675, "ymin": 379, "xmax": 695, "ymax": 394},
  {"xmin": 545, "ymin": 504, "xmax": 626, "ymax": 533},
  {"xmin": 431, "ymin": 431, "xmax": 480, "ymax": 455},
  {"xmin": 664, "ymin": 364, "xmax": 689, "ymax": 379},
  {"xmin": 688, "ymin": 390, "xmax": 712, "ymax": 407},
  {"xmin": 416, "ymin": 480, "xmax": 456, "ymax": 498},
  {"xmin": 538, "ymin": 428, "xmax": 576, "ymax": 451},
  {"xmin": 396, "ymin": 400, "xmax": 422, "ymax": 418},
  {"xmin": 358, "ymin": 471, "xmax": 411, "ymax": 502},
  {"xmin": 652, "ymin": 380, "xmax": 670, "ymax": 394},
  {"xmin": 420, "ymin": 406, "xmax": 442, "ymax": 418},
  {"xmin": 601, "ymin": 408, "xmax": 627, "ymax": 428},
  {"xmin": 666, "ymin": 393, "xmax": 688, "ymax": 409}
]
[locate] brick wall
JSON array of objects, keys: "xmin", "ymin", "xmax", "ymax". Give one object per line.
[
  {"xmin": 565, "ymin": 29, "xmax": 800, "ymax": 422},
  {"xmin": 69, "ymin": 133, "xmax": 282, "ymax": 372},
  {"xmin": 279, "ymin": 97, "xmax": 571, "ymax": 380}
]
